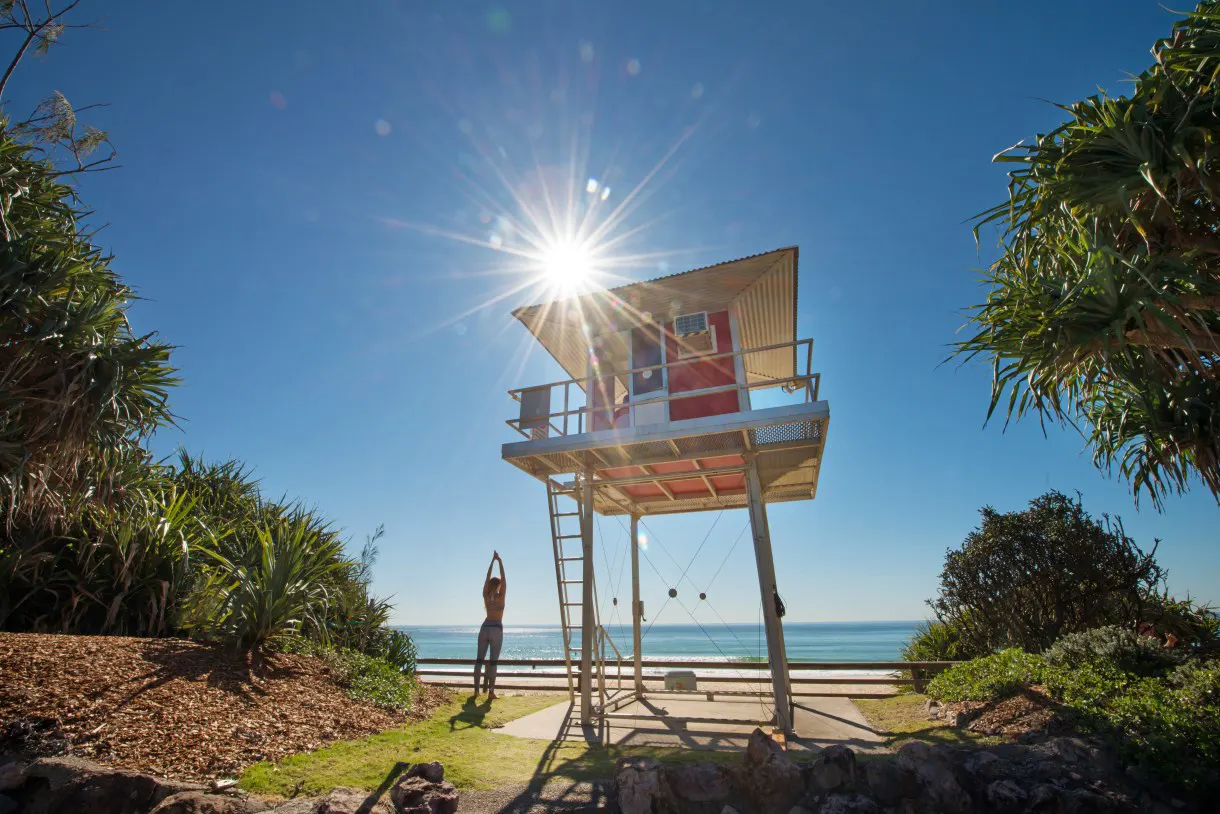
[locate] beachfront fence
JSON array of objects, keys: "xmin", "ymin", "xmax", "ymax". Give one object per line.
[{"xmin": 416, "ymin": 657, "xmax": 956, "ymax": 697}]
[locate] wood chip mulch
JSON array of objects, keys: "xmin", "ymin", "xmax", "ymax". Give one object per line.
[
  {"xmin": 949, "ymin": 685, "xmax": 1071, "ymax": 738},
  {"xmin": 0, "ymin": 632, "xmax": 451, "ymax": 781}
]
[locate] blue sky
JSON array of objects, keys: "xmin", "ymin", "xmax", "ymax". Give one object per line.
[{"xmin": 9, "ymin": 1, "xmax": 1218, "ymax": 626}]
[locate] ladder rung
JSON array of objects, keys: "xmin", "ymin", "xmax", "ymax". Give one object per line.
[
  {"xmin": 556, "ymin": 534, "xmax": 582, "ymax": 540},
  {"xmin": 561, "ymin": 580, "xmax": 581, "ymax": 584},
  {"xmin": 559, "ymin": 556, "xmax": 583, "ymax": 562},
  {"xmin": 554, "ymin": 512, "xmax": 580, "ymax": 517},
  {"xmin": 563, "ymin": 602, "xmax": 581, "ymax": 606}
]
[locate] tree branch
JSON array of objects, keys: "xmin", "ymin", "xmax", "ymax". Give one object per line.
[{"xmin": 0, "ymin": 0, "xmax": 81, "ymax": 102}]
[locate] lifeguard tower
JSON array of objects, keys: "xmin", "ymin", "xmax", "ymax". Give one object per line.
[{"xmin": 502, "ymin": 246, "xmax": 828, "ymax": 735}]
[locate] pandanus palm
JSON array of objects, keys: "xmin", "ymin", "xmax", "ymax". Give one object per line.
[{"xmin": 958, "ymin": 2, "xmax": 1220, "ymax": 507}]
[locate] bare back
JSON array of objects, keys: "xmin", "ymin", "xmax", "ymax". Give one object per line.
[{"xmin": 484, "ymin": 585, "xmax": 505, "ymax": 622}]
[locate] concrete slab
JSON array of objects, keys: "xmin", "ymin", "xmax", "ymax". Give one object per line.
[{"xmin": 494, "ymin": 693, "xmax": 887, "ymax": 754}]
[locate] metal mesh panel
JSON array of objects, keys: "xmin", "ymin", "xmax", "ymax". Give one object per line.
[
  {"xmin": 749, "ymin": 419, "xmax": 823, "ymax": 447},
  {"xmin": 673, "ymin": 431, "xmax": 745, "ymax": 456}
]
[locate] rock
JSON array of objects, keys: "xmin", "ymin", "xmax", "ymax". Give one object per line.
[
  {"xmin": 860, "ymin": 758, "xmax": 911, "ymax": 807},
  {"xmin": 808, "ymin": 745, "xmax": 856, "ymax": 794},
  {"xmin": 1061, "ymin": 787, "xmax": 1121, "ymax": 813},
  {"xmin": 985, "ymin": 779, "xmax": 1027, "ymax": 812},
  {"xmin": 742, "ymin": 728, "xmax": 805, "ymax": 813},
  {"xmin": 149, "ymin": 790, "xmax": 255, "ymax": 814},
  {"xmin": 895, "ymin": 742, "xmax": 971, "ymax": 814},
  {"xmin": 1027, "ymin": 784, "xmax": 1062, "ymax": 810},
  {"xmin": 962, "ymin": 750, "xmax": 1001, "ymax": 779},
  {"xmin": 946, "ymin": 710, "xmax": 967, "ymax": 728},
  {"xmin": 0, "ymin": 763, "xmax": 22, "ymax": 793},
  {"xmin": 313, "ymin": 787, "xmax": 394, "ymax": 814},
  {"xmin": 615, "ymin": 756, "xmax": 666, "ymax": 814},
  {"xmin": 666, "ymin": 761, "xmax": 731, "ymax": 803},
  {"xmin": 389, "ymin": 776, "xmax": 459, "ymax": 814},
  {"xmin": 814, "ymin": 793, "xmax": 880, "ymax": 814},
  {"xmin": 403, "ymin": 761, "xmax": 445, "ymax": 784},
  {"xmin": 720, "ymin": 807, "xmax": 743, "ymax": 814},
  {"xmin": 19, "ymin": 756, "xmax": 200, "ymax": 814},
  {"xmin": 210, "ymin": 779, "xmax": 240, "ymax": 792},
  {"xmin": 0, "ymin": 793, "xmax": 15, "ymax": 814}
]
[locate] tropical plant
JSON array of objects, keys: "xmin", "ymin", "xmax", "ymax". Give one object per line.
[
  {"xmin": 957, "ymin": 2, "xmax": 1220, "ymax": 508},
  {"xmin": 927, "ymin": 491, "xmax": 1165, "ymax": 657},
  {"xmin": 183, "ymin": 518, "xmax": 352, "ymax": 651}
]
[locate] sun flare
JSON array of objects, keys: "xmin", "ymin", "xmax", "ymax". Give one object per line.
[{"xmin": 539, "ymin": 240, "xmax": 594, "ymax": 288}]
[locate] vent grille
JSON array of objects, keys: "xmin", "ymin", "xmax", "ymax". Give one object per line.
[{"xmin": 674, "ymin": 311, "xmax": 709, "ymax": 336}]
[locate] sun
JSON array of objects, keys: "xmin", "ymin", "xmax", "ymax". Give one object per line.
[{"xmin": 539, "ymin": 240, "xmax": 594, "ymax": 289}]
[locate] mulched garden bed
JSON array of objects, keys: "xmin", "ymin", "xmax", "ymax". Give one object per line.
[
  {"xmin": 947, "ymin": 685, "xmax": 1072, "ymax": 738},
  {"xmin": 0, "ymin": 632, "xmax": 449, "ymax": 781}
]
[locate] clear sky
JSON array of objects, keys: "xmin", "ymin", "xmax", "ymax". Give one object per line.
[{"xmin": 9, "ymin": 1, "xmax": 1218, "ymax": 627}]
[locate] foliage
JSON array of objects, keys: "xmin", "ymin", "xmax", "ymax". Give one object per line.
[
  {"xmin": 324, "ymin": 647, "xmax": 416, "ymax": 710},
  {"xmin": 1140, "ymin": 594, "xmax": 1220, "ymax": 656},
  {"xmin": 927, "ymin": 491, "xmax": 1164, "ymax": 657},
  {"xmin": 926, "ymin": 648, "xmax": 1046, "ymax": 703},
  {"xmin": 901, "ymin": 618, "xmax": 967, "ymax": 662},
  {"xmin": 928, "ymin": 632, "xmax": 1220, "ymax": 798},
  {"xmin": 1044, "ymin": 625, "xmax": 1186, "ymax": 676},
  {"xmin": 956, "ymin": 2, "xmax": 1220, "ymax": 508},
  {"xmin": 182, "ymin": 518, "xmax": 351, "ymax": 651}
]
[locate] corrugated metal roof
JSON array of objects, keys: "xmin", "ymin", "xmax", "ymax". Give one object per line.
[{"xmin": 513, "ymin": 246, "xmax": 800, "ymax": 387}]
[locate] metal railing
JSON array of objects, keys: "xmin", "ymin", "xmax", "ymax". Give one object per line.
[{"xmin": 506, "ymin": 338, "xmax": 820, "ymax": 440}]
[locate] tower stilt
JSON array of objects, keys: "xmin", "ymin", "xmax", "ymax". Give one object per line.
[
  {"xmin": 630, "ymin": 514, "xmax": 643, "ymax": 696},
  {"xmin": 745, "ymin": 454, "xmax": 793, "ymax": 733}
]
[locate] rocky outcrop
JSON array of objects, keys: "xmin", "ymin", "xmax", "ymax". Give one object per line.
[
  {"xmin": 0, "ymin": 756, "xmax": 459, "ymax": 814},
  {"xmin": 614, "ymin": 729, "xmax": 1198, "ymax": 813}
]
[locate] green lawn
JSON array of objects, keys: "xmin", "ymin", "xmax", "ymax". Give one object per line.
[
  {"xmin": 854, "ymin": 694, "xmax": 998, "ymax": 748},
  {"xmin": 239, "ymin": 692, "xmax": 739, "ymax": 797}
]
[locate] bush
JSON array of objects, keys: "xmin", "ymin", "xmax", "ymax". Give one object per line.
[
  {"xmin": 326, "ymin": 647, "xmax": 417, "ymax": 710},
  {"xmin": 271, "ymin": 635, "xmax": 416, "ymax": 711},
  {"xmin": 902, "ymin": 619, "xmax": 966, "ymax": 662},
  {"xmin": 927, "ymin": 629, "xmax": 1220, "ymax": 799},
  {"xmin": 927, "ymin": 648, "xmax": 1045, "ymax": 702},
  {"xmin": 1044, "ymin": 626, "xmax": 1186, "ymax": 677},
  {"xmin": 927, "ymin": 491, "xmax": 1165, "ymax": 657}
]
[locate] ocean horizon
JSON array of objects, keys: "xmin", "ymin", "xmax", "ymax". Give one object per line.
[{"xmin": 400, "ymin": 620, "xmax": 923, "ymax": 664}]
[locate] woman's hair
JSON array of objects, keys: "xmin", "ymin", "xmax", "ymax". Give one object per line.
[{"xmin": 488, "ymin": 576, "xmax": 502, "ymax": 590}]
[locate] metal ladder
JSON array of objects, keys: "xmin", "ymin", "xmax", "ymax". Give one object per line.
[{"xmin": 546, "ymin": 476, "xmax": 599, "ymax": 702}]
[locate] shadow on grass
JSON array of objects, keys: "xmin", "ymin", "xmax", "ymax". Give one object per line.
[{"xmin": 448, "ymin": 696, "xmax": 492, "ymax": 731}]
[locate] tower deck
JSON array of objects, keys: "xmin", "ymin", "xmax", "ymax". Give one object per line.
[{"xmin": 503, "ymin": 399, "xmax": 829, "ymax": 516}]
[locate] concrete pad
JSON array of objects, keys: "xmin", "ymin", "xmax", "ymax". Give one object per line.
[{"xmin": 494, "ymin": 693, "xmax": 887, "ymax": 754}]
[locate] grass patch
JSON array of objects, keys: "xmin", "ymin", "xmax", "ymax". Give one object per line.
[
  {"xmin": 239, "ymin": 692, "xmax": 741, "ymax": 796},
  {"xmin": 854, "ymin": 694, "xmax": 998, "ymax": 748}
]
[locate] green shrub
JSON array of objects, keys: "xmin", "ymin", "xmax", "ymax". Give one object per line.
[
  {"xmin": 1044, "ymin": 625, "xmax": 1186, "ymax": 676},
  {"xmin": 270, "ymin": 635, "xmax": 415, "ymax": 711},
  {"xmin": 927, "ymin": 648, "xmax": 1045, "ymax": 702},
  {"xmin": 326, "ymin": 647, "xmax": 416, "ymax": 710},
  {"xmin": 902, "ymin": 619, "xmax": 968, "ymax": 662}
]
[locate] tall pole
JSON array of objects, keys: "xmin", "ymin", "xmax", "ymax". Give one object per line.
[
  {"xmin": 744, "ymin": 454, "xmax": 793, "ymax": 733},
  {"xmin": 579, "ymin": 468, "xmax": 596, "ymax": 725},
  {"xmin": 630, "ymin": 514, "xmax": 643, "ymax": 696}
]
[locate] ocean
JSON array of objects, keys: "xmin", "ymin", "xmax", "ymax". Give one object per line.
[{"xmin": 401, "ymin": 621, "xmax": 921, "ymax": 664}]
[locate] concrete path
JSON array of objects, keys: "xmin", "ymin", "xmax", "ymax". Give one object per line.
[{"xmin": 494, "ymin": 693, "xmax": 886, "ymax": 754}]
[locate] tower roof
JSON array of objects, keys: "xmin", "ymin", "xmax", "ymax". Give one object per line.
[{"xmin": 512, "ymin": 246, "xmax": 799, "ymax": 388}]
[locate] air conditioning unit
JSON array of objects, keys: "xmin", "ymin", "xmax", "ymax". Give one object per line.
[{"xmin": 674, "ymin": 311, "xmax": 716, "ymax": 357}]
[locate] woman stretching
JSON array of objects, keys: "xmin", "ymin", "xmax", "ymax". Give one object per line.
[{"xmin": 474, "ymin": 551, "xmax": 506, "ymax": 700}]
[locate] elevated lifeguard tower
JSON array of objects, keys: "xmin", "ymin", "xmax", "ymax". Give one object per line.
[{"xmin": 502, "ymin": 246, "xmax": 828, "ymax": 734}]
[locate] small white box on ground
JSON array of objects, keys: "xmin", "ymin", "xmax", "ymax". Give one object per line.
[{"xmin": 664, "ymin": 670, "xmax": 697, "ymax": 691}]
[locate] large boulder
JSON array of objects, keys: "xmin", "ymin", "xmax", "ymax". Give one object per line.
[
  {"xmin": 17, "ymin": 756, "xmax": 200, "ymax": 814},
  {"xmin": 895, "ymin": 742, "xmax": 971, "ymax": 814},
  {"xmin": 813, "ymin": 794, "xmax": 879, "ymax": 814},
  {"xmin": 860, "ymin": 758, "xmax": 912, "ymax": 807},
  {"xmin": 807, "ymin": 745, "xmax": 856, "ymax": 795},
  {"xmin": 742, "ymin": 729, "xmax": 804, "ymax": 814},
  {"xmin": 0, "ymin": 762, "xmax": 22, "ymax": 793},
  {"xmin": 389, "ymin": 776, "xmax": 458, "ymax": 814},
  {"xmin": 149, "ymin": 790, "xmax": 257, "ymax": 814},
  {"xmin": 313, "ymin": 787, "xmax": 394, "ymax": 814},
  {"xmin": 616, "ymin": 756, "xmax": 667, "ymax": 814},
  {"xmin": 666, "ymin": 762, "xmax": 732, "ymax": 804}
]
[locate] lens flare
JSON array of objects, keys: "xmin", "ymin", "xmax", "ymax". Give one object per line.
[{"xmin": 540, "ymin": 240, "xmax": 594, "ymax": 290}]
